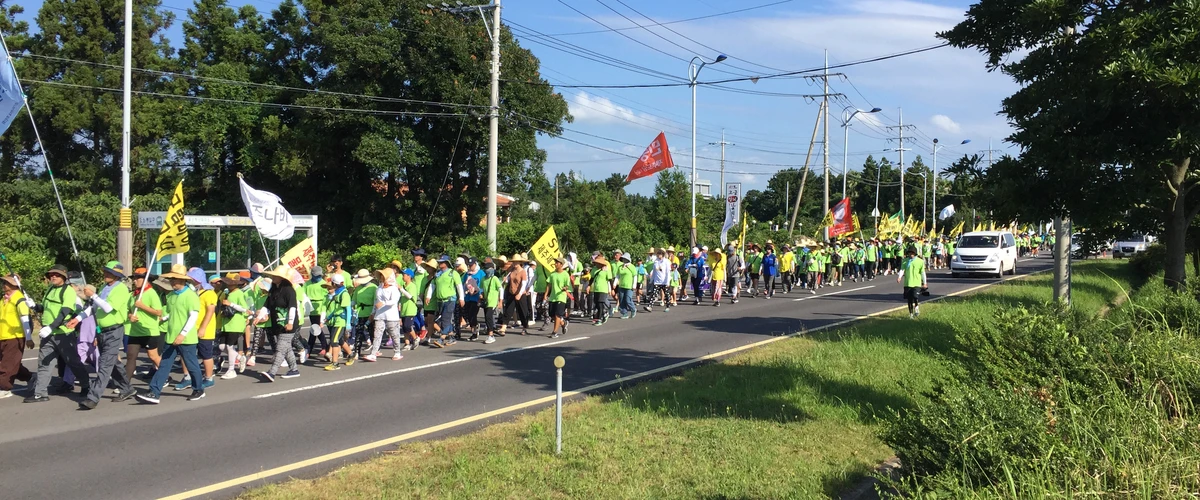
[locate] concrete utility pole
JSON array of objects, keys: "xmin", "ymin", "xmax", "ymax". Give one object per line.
[
  {"xmin": 709, "ymin": 130, "xmax": 733, "ymax": 191},
  {"xmin": 886, "ymin": 108, "xmax": 914, "ymax": 220},
  {"xmin": 116, "ymin": 0, "xmax": 134, "ymax": 270},
  {"xmin": 822, "ymin": 50, "xmax": 830, "ymax": 240},
  {"xmin": 787, "ymin": 101, "xmax": 825, "ymax": 239}
]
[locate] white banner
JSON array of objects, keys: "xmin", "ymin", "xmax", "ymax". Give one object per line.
[
  {"xmin": 239, "ymin": 178, "xmax": 295, "ymax": 240},
  {"xmin": 720, "ymin": 182, "xmax": 742, "ymax": 247},
  {"xmin": 938, "ymin": 204, "xmax": 956, "ymax": 221}
]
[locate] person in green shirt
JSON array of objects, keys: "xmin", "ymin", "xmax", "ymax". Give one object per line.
[
  {"xmin": 80, "ymin": 261, "xmax": 136, "ymax": 409},
  {"xmin": 614, "ymin": 255, "xmax": 637, "ymax": 319},
  {"xmin": 480, "ymin": 262, "xmax": 502, "ymax": 344},
  {"xmin": 350, "ymin": 269, "xmax": 377, "ymax": 356},
  {"xmin": 588, "ymin": 257, "xmax": 613, "ymax": 326},
  {"xmin": 138, "ymin": 264, "xmax": 205, "ymax": 404},
  {"xmin": 323, "ymin": 273, "xmax": 356, "ymax": 370},
  {"xmin": 425, "ymin": 255, "xmax": 464, "ymax": 348},
  {"xmin": 397, "ymin": 269, "xmax": 422, "ymax": 350},
  {"xmin": 26, "ymin": 264, "xmax": 90, "ymax": 403},
  {"xmin": 217, "ymin": 274, "xmax": 250, "ymax": 379},
  {"xmin": 897, "ymin": 248, "xmax": 928, "ymax": 319},
  {"xmin": 303, "ymin": 266, "xmax": 330, "ymax": 360},
  {"xmin": 746, "ymin": 245, "xmax": 763, "ymax": 297},
  {"xmin": 127, "ymin": 267, "xmax": 164, "ymax": 382},
  {"xmin": 668, "ymin": 263, "xmax": 681, "ymax": 308},
  {"xmin": 544, "ymin": 258, "xmax": 572, "ymax": 338},
  {"xmin": 866, "ymin": 239, "xmax": 879, "ymax": 280}
]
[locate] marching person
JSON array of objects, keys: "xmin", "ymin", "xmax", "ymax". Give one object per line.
[
  {"xmin": 175, "ymin": 268, "xmax": 217, "ymax": 391},
  {"xmin": 323, "ymin": 273, "xmax": 355, "ymax": 370},
  {"xmin": 216, "ymin": 273, "xmax": 249, "ymax": 379},
  {"xmin": 708, "ymin": 247, "xmax": 727, "ymax": 306},
  {"xmin": 81, "ymin": 261, "xmax": 135, "ymax": 409},
  {"xmin": 480, "ymin": 261, "xmax": 502, "ymax": 344},
  {"xmin": 544, "ymin": 258, "xmax": 571, "ymax": 338},
  {"xmin": 460, "ymin": 258, "xmax": 485, "ymax": 341},
  {"xmin": 365, "ymin": 268, "xmax": 402, "ymax": 362},
  {"xmin": 726, "ymin": 244, "xmax": 744, "ymax": 303},
  {"xmin": 779, "ymin": 244, "xmax": 795, "ymax": 294},
  {"xmin": 685, "ymin": 247, "xmax": 707, "ymax": 305},
  {"xmin": 588, "ymin": 255, "xmax": 613, "ymax": 326},
  {"xmin": 426, "ymin": 255, "xmax": 464, "ymax": 348},
  {"xmin": 127, "ymin": 268, "xmax": 163, "ymax": 380},
  {"xmin": 396, "ymin": 269, "xmax": 422, "ymax": 351},
  {"xmin": 303, "ymin": 266, "xmax": 330, "ymax": 362},
  {"xmin": 137, "ymin": 264, "xmax": 205, "ymax": 403},
  {"xmin": 761, "ymin": 245, "xmax": 779, "ymax": 299},
  {"xmin": 350, "ymin": 269, "xmax": 376, "ymax": 358},
  {"xmin": 0, "ymin": 274, "xmax": 33, "ymax": 399},
  {"xmin": 25, "ymin": 265, "xmax": 90, "ymax": 403},
  {"xmin": 897, "ymin": 247, "xmax": 928, "ymax": 319},
  {"xmin": 259, "ymin": 265, "xmax": 301, "ymax": 381},
  {"xmin": 745, "ymin": 244, "xmax": 762, "ymax": 297},
  {"xmin": 615, "ymin": 254, "xmax": 637, "ymax": 319},
  {"xmin": 643, "ymin": 249, "xmax": 672, "ymax": 312},
  {"xmin": 498, "ymin": 254, "xmax": 531, "ymax": 336}
]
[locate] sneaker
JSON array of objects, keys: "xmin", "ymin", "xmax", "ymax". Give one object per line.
[
  {"xmin": 484, "ymin": 335, "xmax": 496, "ymax": 344},
  {"xmin": 187, "ymin": 390, "xmax": 206, "ymax": 401},
  {"xmin": 298, "ymin": 349, "xmax": 308, "ymax": 365},
  {"xmin": 362, "ymin": 354, "xmax": 377, "ymax": 362},
  {"xmin": 246, "ymin": 357, "xmax": 256, "ymax": 368},
  {"xmin": 202, "ymin": 378, "xmax": 215, "ymax": 389},
  {"xmin": 79, "ymin": 399, "xmax": 98, "ymax": 410},
  {"xmin": 712, "ymin": 301, "xmax": 719, "ymax": 307},
  {"xmin": 115, "ymin": 389, "xmax": 137, "ymax": 402},
  {"xmin": 344, "ymin": 356, "xmax": 356, "ymax": 366},
  {"xmin": 551, "ymin": 332, "xmax": 561, "ymax": 339},
  {"xmin": 562, "ymin": 322, "xmax": 568, "ymax": 336},
  {"xmin": 445, "ymin": 338, "xmax": 457, "ymax": 346},
  {"xmin": 236, "ymin": 354, "xmax": 247, "ymax": 373},
  {"xmin": 173, "ymin": 376, "xmax": 192, "ymax": 391},
  {"xmin": 693, "ymin": 299, "xmax": 700, "ymax": 305},
  {"xmin": 732, "ymin": 299, "xmax": 739, "ymax": 304},
  {"xmin": 261, "ymin": 372, "xmax": 276, "ymax": 382},
  {"xmin": 220, "ymin": 370, "xmax": 238, "ymax": 380},
  {"xmin": 134, "ymin": 392, "xmax": 159, "ymax": 404},
  {"xmin": 468, "ymin": 334, "xmax": 479, "ymax": 342},
  {"xmin": 0, "ymin": 390, "xmax": 11, "ymax": 399},
  {"xmin": 324, "ymin": 364, "xmax": 341, "ymax": 371},
  {"xmin": 282, "ymin": 370, "xmax": 300, "ymax": 379},
  {"xmin": 643, "ymin": 305, "xmax": 652, "ymax": 313},
  {"xmin": 631, "ymin": 310, "xmax": 636, "ymax": 319},
  {"xmin": 391, "ymin": 353, "xmax": 403, "ymax": 361},
  {"xmin": 664, "ymin": 307, "xmax": 670, "ymax": 312}
]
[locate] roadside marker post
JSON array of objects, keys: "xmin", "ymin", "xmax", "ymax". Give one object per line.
[{"xmin": 554, "ymin": 355, "xmax": 565, "ymax": 454}]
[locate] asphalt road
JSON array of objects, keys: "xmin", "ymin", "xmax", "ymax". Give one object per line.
[{"xmin": 0, "ymin": 257, "xmax": 1052, "ymax": 500}]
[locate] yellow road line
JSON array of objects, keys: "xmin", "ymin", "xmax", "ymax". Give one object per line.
[{"xmin": 159, "ymin": 269, "xmax": 1044, "ymax": 500}]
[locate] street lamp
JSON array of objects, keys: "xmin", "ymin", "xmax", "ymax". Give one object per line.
[
  {"xmin": 932, "ymin": 138, "xmax": 970, "ymax": 233},
  {"xmin": 842, "ymin": 106, "xmax": 882, "ymax": 198},
  {"xmin": 690, "ymin": 53, "xmax": 726, "ymax": 247}
]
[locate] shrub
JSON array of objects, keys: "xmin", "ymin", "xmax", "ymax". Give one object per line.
[
  {"xmin": 345, "ymin": 242, "xmax": 404, "ymax": 272},
  {"xmin": 1128, "ymin": 243, "xmax": 1166, "ymax": 280}
]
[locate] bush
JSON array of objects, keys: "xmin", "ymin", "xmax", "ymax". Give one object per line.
[
  {"xmin": 345, "ymin": 242, "xmax": 404, "ymax": 272},
  {"xmin": 1128, "ymin": 243, "xmax": 1166, "ymax": 280}
]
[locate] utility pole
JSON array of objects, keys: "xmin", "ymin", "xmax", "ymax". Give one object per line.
[
  {"xmin": 554, "ymin": 174, "xmax": 559, "ymax": 209},
  {"xmin": 709, "ymin": 129, "xmax": 733, "ymax": 192},
  {"xmin": 435, "ymin": 1, "xmax": 501, "ymax": 252},
  {"xmin": 787, "ymin": 101, "xmax": 825, "ymax": 238},
  {"xmin": 116, "ymin": 0, "xmax": 133, "ymax": 271},
  {"xmin": 981, "ymin": 138, "xmax": 1002, "ymax": 169},
  {"xmin": 886, "ymin": 108, "xmax": 914, "ymax": 220},
  {"xmin": 822, "ymin": 50, "xmax": 830, "ymax": 241}
]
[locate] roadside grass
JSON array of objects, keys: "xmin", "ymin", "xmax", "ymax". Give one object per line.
[{"xmin": 243, "ymin": 261, "xmax": 1136, "ymax": 500}]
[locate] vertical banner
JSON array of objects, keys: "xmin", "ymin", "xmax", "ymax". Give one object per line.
[
  {"xmin": 827, "ymin": 197, "xmax": 855, "ymax": 238},
  {"xmin": 720, "ymin": 182, "xmax": 741, "ymax": 246},
  {"xmin": 530, "ymin": 226, "xmax": 562, "ymax": 269},
  {"xmin": 0, "ymin": 42, "xmax": 24, "ymax": 136},
  {"xmin": 155, "ymin": 182, "xmax": 191, "ymax": 256},
  {"xmin": 624, "ymin": 132, "xmax": 675, "ymax": 182}
]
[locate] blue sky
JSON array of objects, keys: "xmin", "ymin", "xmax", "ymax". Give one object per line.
[{"xmin": 13, "ymin": 0, "xmax": 1021, "ymax": 197}]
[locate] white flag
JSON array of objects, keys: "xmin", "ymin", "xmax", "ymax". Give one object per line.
[
  {"xmin": 239, "ymin": 178, "xmax": 295, "ymax": 240},
  {"xmin": 938, "ymin": 204, "xmax": 956, "ymax": 221},
  {"xmin": 720, "ymin": 182, "xmax": 742, "ymax": 247}
]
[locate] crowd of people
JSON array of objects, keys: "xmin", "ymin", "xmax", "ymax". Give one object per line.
[{"xmin": 0, "ymin": 230, "xmax": 1055, "ymax": 407}]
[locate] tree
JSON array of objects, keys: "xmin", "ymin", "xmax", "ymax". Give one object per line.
[
  {"xmin": 941, "ymin": 0, "xmax": 1200, "ymax": 290},
  {"xmin": 651, "ymin": 169, "xmax": 690, "ymax": 247}
]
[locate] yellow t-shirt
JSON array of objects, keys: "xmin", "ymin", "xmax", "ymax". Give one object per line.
[
  {"xmin": 780, "ymin": 252, "xmax": 796, "ymax": 273},
  {"xmin": 710, "ymin": 253, "xmax": 727, "ymax": 281},
  {"xmin": 0, "ymin": 291, "xmax": 30, "ymax": 341},
  {"xmin": 198, "ymin": 289, "xmax": 218, "ymax": 340}
]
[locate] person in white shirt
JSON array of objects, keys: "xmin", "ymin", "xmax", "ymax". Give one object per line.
[
  {"xmin": 365, "ymin": 269, "xmax": 402, "ymax": 362},
  {"xmin": 643, "ymin": 249, "xmax": 673, "ymax": 313}
]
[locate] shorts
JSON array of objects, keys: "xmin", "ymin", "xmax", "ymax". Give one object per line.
[
  {"xmin": 749, "ymin": 273, "xmax": 760, "ymax": 280},
  {"xmin": 903, "ymin": 287, "xmax": 921, "ymax": 303},
  {"xmin": 127, "ymin": 335, "xmax": 160, "ymax": 351},
  {"xmin": 198, "ymin": 339, "xmax": 216, "ymax": 360},
  {"xmin": 218, "ymin": 332, "xmax": 242, "ymax": 347},
  {"xmin": 329, "ymin": 326, "xmax": 347, "ymax": 345},
  {"xmin": 400, "ymin": 316, "xmax": 415, "ymax": 337},
  {"xmin": 548, "ymin": 301, "xmax": 567, "ymax": 319}
]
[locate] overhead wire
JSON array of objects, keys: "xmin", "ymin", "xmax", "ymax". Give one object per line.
[{"xmin": 546, "ymin": 0, "xmax": 797, "ymax": 36}]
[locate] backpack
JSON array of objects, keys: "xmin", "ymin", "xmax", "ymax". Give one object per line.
[{"xmin": 830, "ymin": 251, "xmax": 842, "ymax": 266}]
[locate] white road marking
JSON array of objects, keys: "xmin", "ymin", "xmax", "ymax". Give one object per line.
[
  {"xmin": 793, "ymin": 285, "xmax": 874, "ymax": 301},
  {"xmin": 252, "ymin": 336, "xmax": 590, "ymax": 399}
]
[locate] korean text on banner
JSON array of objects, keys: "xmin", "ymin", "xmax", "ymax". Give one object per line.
[
  {"xmin": 827, "ymin": 198, "xmax": 855, "ymax": 238},
  {"xmin": 0, "ymin": 44, "xmax": 24, "ymax": 136},
  {"xmin": 624, "ymin": 132, "xmax": 675, "ymax": 182},
  {"xmin": 239, "ymin": 178, "xmax": 295, "ymax": 240},
  {"xmin": 155, "ymin": 182, "xmax": 191, "ymax": 256},
  {"xmin": 281, "ymin": 237, "xmax": 318, "ymax": 280},
  {"xmin": 720, "ymin": 182, "xmax": 741, "ymax": 246},
  {"xmin": 530, "ymin": 226, "xmax": 562, "ymax": 269}
]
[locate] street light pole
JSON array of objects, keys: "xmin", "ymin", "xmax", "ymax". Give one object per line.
[
  {"xmin": 689, "ymin": 54, "xmax": 726, "ymax": 248},
  {"xmin": 841, "ymin": 106, "xmax": 882, "ymax": 199}
]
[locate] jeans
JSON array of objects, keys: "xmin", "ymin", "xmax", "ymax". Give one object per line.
[
  {"xmin": 437, "ymin": 301, "xmax": 457, "ymax": 336},
  {"xmin": 33, "ymin": 333, "xmax": 91, "ymax": 398},
  {"xmin": 88, "ymin": 326, "xmax": 131, "ymax": 403},
  {"xmin": 147, "ymin": 343, "xmax": 202, "ymax": 397},
  {"xmin": 617, "ymin": 287, "xmax": 634, "ymax": 316}
]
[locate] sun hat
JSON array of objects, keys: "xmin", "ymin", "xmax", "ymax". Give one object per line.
[
  {"xmin": 352, "ymin": 269, "xmax": 373, "ymax": 286},
  {"xmin": 103, "ymin": 261, "xmax": 126, "ymax": 279},
  {"xmin": 162, "ymin": 264, "xmax": 191, "ymax": 281},
  {"xmin": 263, "ymin": 265, "xmax": 294, "ymax": 281},
  {"xmin": 593, "ymin": 256, "xmax": 610, "ymax": 266},
  {"xmin": 373, "ymin": 268, "xmax": 396, "ymax": 283},
  {"xmin": 310, "ymin": 266, "xmax": 324, "ymax": 278},
  {"xmin": 508, "ymin": 253, "xmax": 527, "ymax": 263},
  {"xmin": 495, "ymin": 255, "xmax": 509, "ymax": 267},
  {"xmin": 554, "ymin": 257, "xmax": 567, "ymax": 266},
  {"xmin": 388, "ymin": 260, "xmax": 404, "ymax": 270},
  {"xmin": 221, "ymin": 272, "xmax": 246, "ymax": 287},
  {"xmin": 0, "ymin": 274, "xmax": 19, "ymax": 289},
  {"xmin": 249, "ymin": 262, "xmax": 265, "ymax": 278},
  {"xmin": 455, "ymin": 257, "xmax": 466, "ymax": 268},
  {"xmin": 45, "ymin": 264, "xmax": 69, "ymax": 279},
  {"xmin": 330, "ymin": 273, "xmax": 345, "ymax": 285}
]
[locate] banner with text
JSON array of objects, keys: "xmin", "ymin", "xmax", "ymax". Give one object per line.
[
  {"xmin": 624, "ymin": 132, "xmax": 674, "ymax": 182},
  {"xmin": 827, "ymin": 197, "xmax": 855, "ymax": 238},
  {"xmin": 530, "ymin": 226, "xmax": 562, "ymax": 269},
  {"xmin": 281, "ymin": 237, "xmax": 318, "ymax": 281},
  {"xmin": 239, "ymin": 177, "xmax": 295, "ymax": 240},
  {"xmin": 720, "ymin": 182, "xmax": 741, "ymax": 246},
  {"xmin": 155, "ymin": 182, "xmax": 191, "ymax": 256}
]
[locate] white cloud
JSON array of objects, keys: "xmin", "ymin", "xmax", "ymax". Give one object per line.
[
  {"xmin": 568, "ymin": 91, "xmax": 667, "ymax": 130},
  {"xmin": 930, "ymin": 114, "xmax": 962, "ymax": 134},
  {"xmin": 853, "ymin": 112, "xmax": 884, "ymax": 128},
  {"xmin": 847, "ymin": 0, "xmax": 965, "ymax": 21}
]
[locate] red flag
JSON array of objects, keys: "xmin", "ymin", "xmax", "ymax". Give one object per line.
[
  {"xmin": 625, "ymin": 132, "xmax": 674, "ymax": 182},
  {"xmin": 828, "ymin": 197, "xmax": 855, "ymax": 238}
]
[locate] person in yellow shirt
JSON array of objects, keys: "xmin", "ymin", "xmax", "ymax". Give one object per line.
[
  {"xmin": 779, "ymin": 244, "xmax": 796, "ymax": 294},
  {"xmin": 0, "ymin": 274, "xmax": 33, "ymax": 398},
  {"xmin": 175, "ymin": 268, "xmax": 217, "ymax": 391},
  {"xmin": 708, "ymin": 249, "xmax": 727, "ymax": 307}
]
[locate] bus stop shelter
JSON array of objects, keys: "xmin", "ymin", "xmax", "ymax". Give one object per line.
[{"xmin": 138, "ymin": 212, "xmax": 318, "ymax": 276}]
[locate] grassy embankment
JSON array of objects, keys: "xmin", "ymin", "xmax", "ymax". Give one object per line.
[{"xmin": 245, "ymin": 261, "xmax": 1136, "ymax": 499}]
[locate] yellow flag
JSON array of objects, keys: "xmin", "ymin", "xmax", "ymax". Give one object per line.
[
  {"xmin": 529, "ymin": 226, "xmax": 562, "ymax": 269},
  {"xmin": 989, "ymin": 220, "xmax": 996, "ymax": 231},
  {"xmin": 928, "ymin": 228, "xmax": 937, "ymax": 241},
  {"xmin": 155, "ymin": 181, "xmax": 190, "ymax": 256},
  {"xmin": 280, "ymin": 237, "xmax": 318, "ymax": 280},
  {"xmin": 950, "ymin": 221, "xmax": 965, "ymax": 238},
  {"xmin": 738, "ymin": 215, "xmax": 748, "ymax": 249}
]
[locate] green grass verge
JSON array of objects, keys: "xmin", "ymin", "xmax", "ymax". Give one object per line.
[{"xmin": 243, "ymin": 261, "xmax": 1136, "ymax": 500}]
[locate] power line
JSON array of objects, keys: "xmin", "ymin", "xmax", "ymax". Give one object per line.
[{"xmin": 546, "ymin": 0, "xmax": 797, "ymax": 36}]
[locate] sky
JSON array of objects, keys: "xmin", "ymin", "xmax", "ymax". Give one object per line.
[{"xmin": 12, "ymin": 0, "xmax": 1022, "ymax": 198}]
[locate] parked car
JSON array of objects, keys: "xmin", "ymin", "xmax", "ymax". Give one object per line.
[
  {"xmin": 951, "ymin": 231, "xmax": 1018, "ymax": 278},
  {"xmin": 1112, "ymin": 234, "xmax": 1155, "ymax": 258}
]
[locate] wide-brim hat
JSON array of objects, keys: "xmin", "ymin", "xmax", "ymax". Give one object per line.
[
  {"xmin": 667, "ymin": 246, "xmax": 676, "ymax": 253},
  {"xmin": 388, "ymin": 260, "xmax": 404, "ymax": 270},
  {"xmin": 593, "ymin": 256, "xmax": 609, "ymax": 267},
  {"xmin": 352, "ymin": 269, "xmax": 373, "ymax": 286},
  {"xmin": 554, "ymin": 257, "xmax": 567, "ymax": 266},
  {"xmin": 220, "ymin": 273, "xmax": 246, "ymax": 287},
  {"xmin": 103, "ymin": 260, "xmax": 126, "ymax": 279},
  {"xmin": 411, "ymin": 248, "xmax": 427, "ymax": 257},
  {"xmin": 374, "ymin": 268, "xmax": 397, "ymax": 284},
  {"xmin": 263, "ymin": 265, "xmax": 294, "ymax": 282},
  {"xmin": 45, "ymin": 264, "xmax": 69, "ymax": 279},
  {"xmin": 162, "ymin": 264, "xmax": 191, "ymax": 281},
  {"xmin": 495, "ymin": 255, "xmax": 509, "ymax": 266},
  {"xmin": 508, "ymin": 253, "xmax": 528, "ymax": 263},
  {"xmin": 0, "ymin": 274, "xmax": 20, "ymax": 288}
]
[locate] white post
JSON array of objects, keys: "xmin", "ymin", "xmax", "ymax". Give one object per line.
[
  {"xmin": 690, "ymin": 61, "xmax": 698, "ymax": 248},
  {"xmin": 932, "ymin": 143, "xmax": 938, "ymax": 233},
  {"xmin": 486, "ymin": 0, "xmax": 501, "ymax": 253},
  {"xmin": 117, "ymin": 0, "xmax": 134, "ymax": 270},
  {"xmin": 842, "ymin": 112, "xmax": 850, "ymax": 198},
  {"xmin": 554, "ymin": 355, "xmax": 565, "ymax": 454}
]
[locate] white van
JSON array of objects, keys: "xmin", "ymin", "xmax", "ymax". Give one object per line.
[
  {"xmin": 951, "ymin": 231, "xmax": 1018, "ymax": 278},
  {"xmin": 1112, "ymin": 234, "xmax": 1155, "ymax": 258}
]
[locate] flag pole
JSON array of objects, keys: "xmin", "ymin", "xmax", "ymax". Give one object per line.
[{"xmin": 237, "ymin": 174, "xmax": 281, "ymax": 269}]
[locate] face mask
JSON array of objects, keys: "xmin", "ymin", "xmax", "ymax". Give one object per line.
[{"xmin": 485, "ymin": 269, "xmax": 495, "ymax": 278}]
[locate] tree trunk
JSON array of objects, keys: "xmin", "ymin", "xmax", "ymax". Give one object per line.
[
  {"xmin": 1163, "ymin": 158, "xmax": 1192, "ymax": 291},
  {"xmin": 1052, "ymin": 217, "xmax": 1071, "ymax": 306}
]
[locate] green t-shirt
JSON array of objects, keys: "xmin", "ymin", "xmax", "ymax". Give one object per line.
[
  {"xmin": 901, "ymin": 257, "xmax": 926, "ymax": 288},
  {"xmin": 481, "ymin": 275, "xmax": 502, "ymax": 309},
  {"xmin": 400, "ymin": 280, "xmax": 421, "ymax": 317},
  {"xmin": 866, "ymin": 244, "xmax": 878, "ymax": 262},
  {"xmin": 220, "ymin": 288, "xmax": 248, "ymax": 333},
  {"xmin": 96, "ymin": 281, "xmax": 131, "ymax": 329},
  {"xmin": 41, "ymin": 285, "xmax": 77, "ymax": 336},
  {"xmin": 304, "ymin": 281, "xmax": 329, "ymax": 316},
  {"xmin": 806, "ymin": 253, "xmax": 821, "ymax": 272},
  {"xmin": 921, "ymin": 243, "xmax": 932, "ymax": 259},
  {"xmin": 947, "ymin": 241, "xmax": 956, "ymax": 256},
  {"xmin": 354, "ymin": 283, "xmax": 377, "ymax": 319},
  {"xmin": 546, "ymin": 271, "xmax": 571, "ymax": 303},
  {"xmin": 433, "ymin": 270, "xmax": 461, "ymax": 301},
  {"xmin": 747, "ymin": 254, "xmax": 762, "ymax": 273},
  {"xmin": 128, "ymin": 288, "xmax": 162, "ymax": 337},
  {"xmin": 165, "ymin": 288, "xmax": 201, "ymax": 345},
  {"xmin": 534, "ymin": 266, "xmax": 549, "ymax": 293},
  {"xmin": 590, "ymin": 267, "xmax": 613, "ymax": 294},
  {"xmin": 616, "ymin": 263, "xmax": 636, "ymax": 289},
  {"xmin": 669, "ymin": 270, "xmax": 680, "ymax": 287},
  {"xmin": 326, "ymin": 287, "xmax": 353, "ymax": 327}
]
